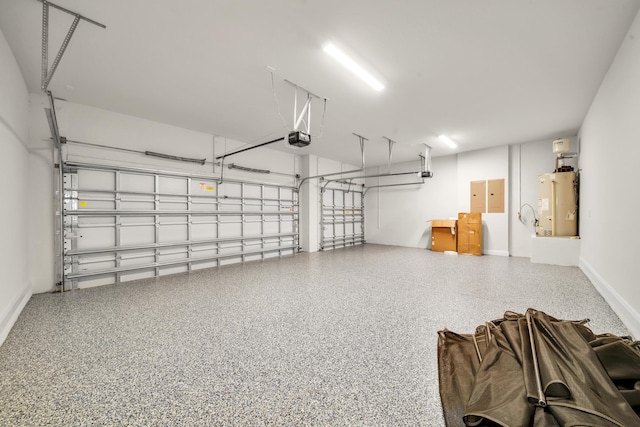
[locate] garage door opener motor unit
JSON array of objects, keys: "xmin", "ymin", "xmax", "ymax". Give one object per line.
[{"xmin": 288, "ymin": 131, "xmax": 311, "ymax": 147}]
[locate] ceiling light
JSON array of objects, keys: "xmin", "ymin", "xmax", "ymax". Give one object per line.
[
  {"xmin": 438, "ymin": 135, "xmax": 458, "ymax": 149},
  {"xmin": 323, "ymin": 43, "xmax": 385, "ymax": 91}
]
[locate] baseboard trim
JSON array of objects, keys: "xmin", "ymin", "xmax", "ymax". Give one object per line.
[
  {"xmin": 0, "ymin": 285, "xmax": 32, "ymax": 347},
  {"xmin": 485, "ymin": 250, "xmax": 510, "ymax": 257},
  {"xmin": 580, "ymin": 257, "xmax": 640, "ymax": 340}
]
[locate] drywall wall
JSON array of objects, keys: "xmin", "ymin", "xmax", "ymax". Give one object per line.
[
  {"xmin": 365, "ymin": 155, "xmax": 458, "ymax": 248},
  {"xmin": 578, "ymin": 9, "xmax": 640, "ymax": 338},
  {"xmin": 457, "ymin": 146, "xmax": 510, "ymax": 256},
  {"xmin": 27, "ymin": 96, "xmax": 302, "ymax": 292},
  {"xmin": 27, "ymin": 95, "xmax": 58, "ymax": 295},
  {"xmin": 364, "ymin": 142, "xmax": 567, "ymax": 257},
  {"xmin": 0, "ymin": 27, "xmax": 32, "ymax": 346},
  {"xmin": 508, "ymin": 139, "xmax": 562, "ymax": 257},
  {"xmin": 299, "ymin": 155, "xmax": 319, "ymax": 252}
]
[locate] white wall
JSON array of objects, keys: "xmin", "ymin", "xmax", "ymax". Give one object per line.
[
  {"xmin": 299, "ymin": 155, "xmax": 319, "ymax": 252},
  {"xmin": 365, "ymin": 155, "xmax": 457, "ymax": 248},
  {"xmin": 508, "ymin": 139, "xmax": 562, "ymax": 257},
  {"xmin": 366, "ymin": 141, "xmax": 578, "ymax": 257},
  {"xmin": 27, "ymin": 96, "xmax": 56, "ymax": 295},
  {"xmin": 578, "ymin": 9, "xmax": 640, "ymax": 338},
  {"xmin": 0, "ymin": 27, "xmax": 32, "ymax": 346},
  {"xmin": 457, "ymin": 146, "xmax": 510, "ymax": 256}
]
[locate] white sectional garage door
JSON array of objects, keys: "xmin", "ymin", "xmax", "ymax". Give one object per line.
[
  {"xmin": 320, "ymin": 186, "xmax": 364, "ymax": 250},
  {"xmin": 62, "ymin": 162, "xmax": 299, "ymax": 288}
]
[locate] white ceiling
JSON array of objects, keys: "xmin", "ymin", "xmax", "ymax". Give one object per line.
[{"xmin": 1, "ymin": 0, "xmax": 639, "ymax": 166}]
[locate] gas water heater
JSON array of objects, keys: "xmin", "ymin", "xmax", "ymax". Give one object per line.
[{"xmin": 537, "ymin": 171, "xmax": 577, "ymax": 237}]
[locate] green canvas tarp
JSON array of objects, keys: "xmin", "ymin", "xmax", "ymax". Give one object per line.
[{"xmin": 438, "ymin": 309, "xmax": 640, "ymax": 426}]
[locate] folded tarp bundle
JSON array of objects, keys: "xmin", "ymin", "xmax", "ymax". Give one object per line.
[{"xmin": 438, "ymin": 309, "xmax": 640, "ymax": 426}]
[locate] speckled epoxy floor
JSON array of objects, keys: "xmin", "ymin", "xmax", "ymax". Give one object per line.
[{"xmin": 0, "ymin": 244, "xmax": 629, "ymax": 426}]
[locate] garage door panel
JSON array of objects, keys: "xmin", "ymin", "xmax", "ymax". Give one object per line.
[
  {"xmin": 219, "ymin": 182, "xmax": 241, "ymax": 198},
  {"xmin": 159, "ymin": 265, "xmax": 189, "ymax": 276},
  {"xmin": 121, "ymin": 216, "xmax": 154, "ymax": 224},
  {"xmin": 159, "ymin": 224, "xmax": 188, "ymax": 242},
  {"xmin": 260, "ymin": 221, "xmax": 277, "ymax": 234},
  {"xmin": 192, "ymin": 200, "xmax": 217, "ymax": 211},
  {"xmin": 244, "ymin": 222, "xmax": 261, "ymax": 236},
  {"xmin": 219, "ymin": 219, "xmax": 241, "ymax": 237},
  {"xmin": 79, "ymin": 199, "xmax": 115, "ymax": 210},
  {"xmin": 244, "ymin": 185, "xmax": 261, "ymax": 199},
  {"xmin": 158, "ymin": 251, "xmax": 188, "ymax": 263},
  {"xmin": 78, "ymin": 170, "xmax": 114, "ymax": 191},
  {"xmin": 63, "ymin": 163, "xmax": 299, "ymax": 289},
  {"xmin": 77, "ymin": 275, "xmax": 118, "ymax": 288},
  {"xmin": 121, "ymin": 225, "xmax": 155, "ymax": 246},
  {"xmin": 159, "ymin": 176, "xmax": 187, "ymax": 193},
  {"xmin": 345, "ymin": 223, "xmax": 354, "ymax": 236},
  {"xmin": 120, "ymin": 173, "xmax": 154, "ymax": 193},
  {"xmin": 192, "ymin": 223, "xmax": 217, "ymax": 240},
  {"xmin": 76, "ymin": 227, "xmax": 115, "ymax": 249},
  {"xmin": 321, "ymin": 187, "xmax": 364, "ymax": 251},
  {"xmin": 192, "ymin": 247, "xmax": 219, "ymax": 259},
  {"xmin": 120, "ymin": 270, "xmax": 156, "ymax": 283},
  {"xmin": 120, "ymin": 200, "xmax": 155, "ymax": 210},
  {"xmin": 159, "ymin": 201, "xmax": 187, "ymax": 211},
  {"xmin": 191, "ymin": 260, "xmax": 218, "ymax": 271},
  {"xmin": 79, "ymin": 216, "xmax": 115, "ymax": 226},
  {"xmin": 77, "ymin": 257, "xmax": 116, "ymax": 273}
]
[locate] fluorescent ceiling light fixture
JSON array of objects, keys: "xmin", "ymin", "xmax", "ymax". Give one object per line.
[
  {"xmin": 438, "ymin": 135, "xmax": 458, "ymax": 149},
  {"xmin": 323, "ymin": 43, "xmax": 385, "ymax": 91}
]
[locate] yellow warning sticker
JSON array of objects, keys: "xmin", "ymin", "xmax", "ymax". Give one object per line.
[
  {"xmin": 79, "ymin": 201, "xmax": 87, "ymax": 208},
  {"xmin": 199, "ymin": 182, "xmax": 215, "ymax": 191}
]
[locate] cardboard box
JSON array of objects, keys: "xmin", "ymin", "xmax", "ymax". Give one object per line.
[
  {"xmin": 458, "ymin": 213, "xmax": 482, "ymax": 255},
  {"xmin": 432, "ymin": 220, "xmax": 457, "ymax": 252}
]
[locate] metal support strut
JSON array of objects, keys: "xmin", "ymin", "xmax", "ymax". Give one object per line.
[
  {"xmin": 38, "ymin": 0, "xmax": 106, "ymax": 91},
  {"xmin": 382, "ymin": 136, "xmax": 396, "ymax": 173},
  {"xmin": 352, "ymin": 133, "xmax": 368, "ymax": 171},
  {"xmin": 44, "ymin": 91, "xmax": 66, "ymax": 291},
  {"xmin": 285, "ymin": 79, "xmax": 324, "ymax": 136},
  {"xmin": 297, "ymin": 133, "xmax": 367, "ymax": 191}
]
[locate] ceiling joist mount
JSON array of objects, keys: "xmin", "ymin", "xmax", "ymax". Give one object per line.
[{"xmin": 37, "ymin": 0, "xmax": 106, "ymax": 91}]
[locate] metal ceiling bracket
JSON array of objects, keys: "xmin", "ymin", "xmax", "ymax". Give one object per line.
[
  {"xmin": 421, "ymin": 144, "xmax": 432, "ymax": 171},
  {"xmin": 352, "ymin": 133, "xmax": 368, "ymax": 170},
  {"xmin": 45, "ymin": 90, "xmax": 66, "ymax": 290},
  {"xmin": 41, "ymin": 1, "xmax": 48, "ymax": 90},
  {"xmin": 285, "ymin": 79, "xmax": 325, "ymax": 135},
  {"xmin": 37, "ymin": 0, "xmax": 106, "ymax": 91},
  {"xmin": 297, "ymin": 133, "xmax": 368, "ymax": 191},
  {"xmin": 45, "ymin": 90, "xmax": 61, "ymax": 147},
  {"xmin": 420, "ymin": 144, "xmax": 434, "ymax": 178},
  {"xmin": 382, "ymin": 136, "xmax": 396, "ymax": 172},
  {"xmin": 325, "ymin": 171, "xmax": 419, "ymax": 194}
]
